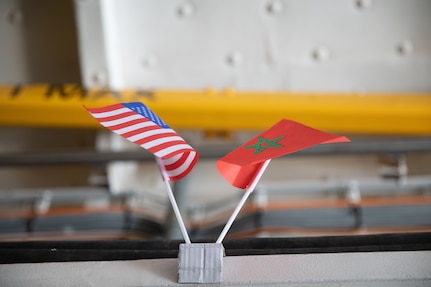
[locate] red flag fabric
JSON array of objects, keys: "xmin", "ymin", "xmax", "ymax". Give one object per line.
[
  {"xmin": 85, "ymin": 102, "xmax": 198, "ymax": 181},
  {"xmin": 216, "ymin": 119, "xmax": 350, "ymax": 189}
]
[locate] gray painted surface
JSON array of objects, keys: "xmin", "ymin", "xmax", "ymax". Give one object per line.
[{"xmin": 1, "ymin": 251, "xmax": 430, "ymax": 286}]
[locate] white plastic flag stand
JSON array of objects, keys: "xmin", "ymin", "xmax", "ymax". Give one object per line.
[
  {"xmin": 158, "ymin": 153, "xmax": 271, "ymax": 283},
  {"xmin": 178, "ymin": 243, "xmax": 225, "ymax": 283},
  {"xmin": 178, "ymin": 159, "xmax": 271, "ymax": 284},
  {"xmin": 156, "ymin": 157, "xmax": 224, "ymax": 283}
]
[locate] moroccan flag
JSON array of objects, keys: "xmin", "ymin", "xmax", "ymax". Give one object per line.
[
  {"xmin": 217, "ymin": 119, "xmax": 350, "ymax": 189},
  {"xmin": 85, "ymin": 102, "xmax": 198, "ymax": 181}
]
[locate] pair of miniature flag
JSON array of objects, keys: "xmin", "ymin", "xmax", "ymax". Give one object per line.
[
  {"xmin": 85, "ymin": 102, "xmax": 349, "ymax": 190},
  {"xmin": 86, "ymin": 102, "xmax": 349, "ymax": 243}
]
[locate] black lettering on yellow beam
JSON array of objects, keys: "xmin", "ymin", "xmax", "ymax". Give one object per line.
[{"xmin": 1, "ymin": 84, "xmax": 431, "ymax": 135}]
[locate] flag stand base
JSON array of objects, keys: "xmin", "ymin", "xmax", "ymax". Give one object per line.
[{"xmin": 178, "ymin": 243, "xmax": 224, "ymax": 284}]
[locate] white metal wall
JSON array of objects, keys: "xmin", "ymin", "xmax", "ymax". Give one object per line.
[
  {"xmin": 73, "ymin": 0, "xmax": 431, "ymax": 203},
  {"xmin": 75, "ymin": 0, "xmax": 431, "ymax": 92}
]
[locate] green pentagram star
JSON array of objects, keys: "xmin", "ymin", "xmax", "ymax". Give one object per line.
[{"xmin": 244, "ymin": 136, "xmax": 285, "ymax": 154}]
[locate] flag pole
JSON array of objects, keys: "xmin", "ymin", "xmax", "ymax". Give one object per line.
[
  {"xmin": 156, "ymin": 157, "xmax": 192, "ymax": 244},
  {"xmin": 216, "ymin": 159, "xmax": 271, "ymax": 244}
]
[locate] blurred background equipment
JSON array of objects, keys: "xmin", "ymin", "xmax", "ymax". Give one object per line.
[{"xmin": 0, "ymin": 0, "xmax": 430, "ymax": 241}]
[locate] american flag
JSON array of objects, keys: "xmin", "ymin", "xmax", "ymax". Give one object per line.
[{"xmin": 85, "ymin": 102, "xmax": 199, "ymax": 181}]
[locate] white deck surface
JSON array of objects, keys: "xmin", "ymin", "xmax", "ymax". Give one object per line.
[{"xmin": 1, "ymin": 251, "xmax": 430, "ymax": 286}]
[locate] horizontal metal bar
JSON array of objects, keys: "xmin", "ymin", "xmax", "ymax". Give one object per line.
[
  {"xmin": 258, "ymin": 176, "xmax": 431, "ymax": 196},
  {"xmin": 0, "ymin": 137, "xmax": 430, "ymax": 166},
  {"xmin": 0, "ymin": 187, "xmax": 114, "ymax": 204},
  {"xmin": 195, "ymin": 176, "xmax": 431, "ymax": 219},
  {"xmin": 1, "ymin": 233, "xmax": 430, "ymax": 262},
  {"xmin": 3, "ymin": 176, "xmax": 430, "ymax": 206},
  {"xmin": 1, "ymin": 84, "xmax": 431, "ymax": 135}
]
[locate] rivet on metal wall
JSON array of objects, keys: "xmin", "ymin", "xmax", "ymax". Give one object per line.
[
  {"xmin": 266, "ymin": 0, "xmax": 283, "ymax": 14},
  {"xmin": 311, "ymin": 47, "xmax": 330, "ymax": 62},
  {"xmin": 7, "ymin": 9, "xmax": 23, "ymax": 25},
  {"xmin": 142, "ymin": 55, "xmax": 158, "ymax": 69},
  {"xmin": 92, "ymin": 70, "xmax": 107, "ymax": 86},
  {"xmin": 177, "ymin": 2, "xmax": 195, "ymax": 17},
  {"xmin": 354, "ymin": 0, "xmax": 372, "ymax": 10},
  {"xmin": 396, "ymin": 40, "xmax": 414, "ymax": 56},
  {"xmin": 226, "ymin": 52, "xmax": 244, "ymax": 66}
]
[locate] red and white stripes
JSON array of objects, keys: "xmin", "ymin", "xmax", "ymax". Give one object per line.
[{"xmin": 85, "ymin": 103, "xmax": 198, "ymax": 181}]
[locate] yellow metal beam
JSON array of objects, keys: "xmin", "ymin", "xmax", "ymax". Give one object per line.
[{"xmin": 1, "ymin": 84, "xmax": 431, "ymax": 135}]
